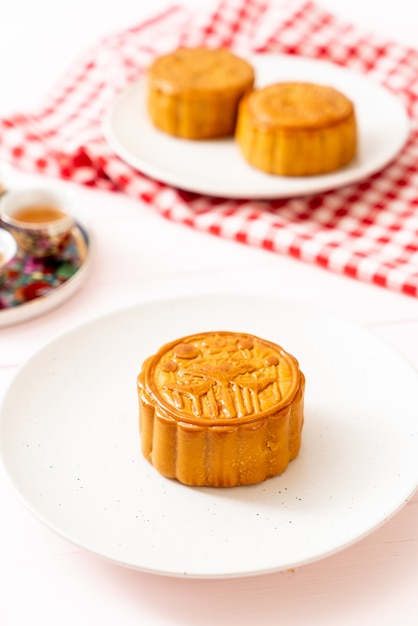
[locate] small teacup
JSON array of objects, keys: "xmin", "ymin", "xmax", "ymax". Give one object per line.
[
  {"xmin": 0, "ymin": 187, "xmax": 75, "ymax": 258},
  {"xmin": 0, "ymin": 228, "xmax": 17, "ymax": 273}
]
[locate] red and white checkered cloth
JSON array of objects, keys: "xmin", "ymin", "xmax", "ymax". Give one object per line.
[{"xmin": 1, "ymin": 0, "xmax": 418, "ymax": 297}]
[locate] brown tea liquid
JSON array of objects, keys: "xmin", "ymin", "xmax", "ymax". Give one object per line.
[{"xmin": 12, "ymin": 205, "xmax": 66, "ymax": 224}]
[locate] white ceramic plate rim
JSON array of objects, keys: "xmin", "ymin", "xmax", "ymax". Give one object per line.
[
  {"xmin": 0, "ymin": 223, "xmax": 93, "ymax": 328},
  {"xmin": 102, "ymin": 53, "xmax": 410, "ymax": 199},
  {"xmin": 1, "ymin": 294, "xmax": 417, "ymax": 578}
]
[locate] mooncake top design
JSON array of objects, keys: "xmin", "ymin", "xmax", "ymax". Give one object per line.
[{"xmin": 141, "ymin": 331, "xmax": 301, "ymax": 425}]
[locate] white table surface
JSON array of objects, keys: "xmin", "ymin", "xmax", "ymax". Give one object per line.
[{"xmin": 1, "ymin": 1, "xmax": 417, "ymax": 624}]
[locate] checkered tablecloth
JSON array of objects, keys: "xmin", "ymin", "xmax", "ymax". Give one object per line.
[{"xmin": 1, "ymin": 0, "xmax": 418, "ymax": 297}]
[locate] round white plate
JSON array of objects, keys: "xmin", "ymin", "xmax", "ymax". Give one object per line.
[
  {"xmin": 103, "ymin": 53, "xmax": 410, "ymax": 199},
  {"xmin": 0, "ymin": 224, "xmax": 93, "ymax": 328},
  {"xmin": 1, "ymin": 295, "xmax": 417, "ymax": 578}
]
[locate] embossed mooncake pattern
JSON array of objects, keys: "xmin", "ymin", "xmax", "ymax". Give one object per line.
[{"xmin": 137, "ymin": 331, "xmax": 305, "ymax": 487}]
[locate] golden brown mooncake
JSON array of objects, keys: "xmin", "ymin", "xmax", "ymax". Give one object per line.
[
  {"xmin": 235, "ymin": 81, "xmax": 357, "ymax": 176},
  {"xmin": 146, "ymin": 47, "xmax": 255, "ymax": 139},
  {"xmin": 137, "ymin": 331, "xmax": 305, "ymax": 487}
]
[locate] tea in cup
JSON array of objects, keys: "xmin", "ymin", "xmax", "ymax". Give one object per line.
[{"xmin": 0, "ymin": 188, "xmax": 75, "ymax": 258}]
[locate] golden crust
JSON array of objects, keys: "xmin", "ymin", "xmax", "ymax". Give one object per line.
[
  {"xmin": 137, "ymin": 331, "xmax": 305, "ymax": 487},
  {"xmin": 235, "ymin": 82, "xmax": 357, "ymax": 176},
  {"xmin": 147, "ymin": 48, "xmax": 255, "ymax": 139}
]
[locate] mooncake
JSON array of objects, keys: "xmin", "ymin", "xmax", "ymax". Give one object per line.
[
  {"xmin": 137, "ymin": 331, "xmax": 305, "ymax": 487},
  {"xmin": 235, "ymin": 81, "xmax": 357, "ymax": 176},
  {"xmin": 147, "ymin": 47, "xmax": 255, "ymax": 139}
]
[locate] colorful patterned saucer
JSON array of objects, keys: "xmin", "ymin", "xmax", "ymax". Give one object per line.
[{"xmin": 0, "ymin": 223, "xmax": 92, "ymax": 327}]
